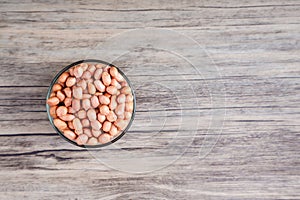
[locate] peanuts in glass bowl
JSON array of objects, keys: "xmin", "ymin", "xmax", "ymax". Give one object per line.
[{"xmin": 46, "ymin": 60, "xmax": 135, "ymax": 148}]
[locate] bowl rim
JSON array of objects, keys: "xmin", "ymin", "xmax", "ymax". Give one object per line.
[{"xmin": 46, "ymin": 59, "xmax": 136, "ymax": 148}]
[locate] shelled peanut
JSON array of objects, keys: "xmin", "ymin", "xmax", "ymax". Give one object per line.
[{"xmin": 47, "ymin": 63, "xmax": 134, "ymax": 146}]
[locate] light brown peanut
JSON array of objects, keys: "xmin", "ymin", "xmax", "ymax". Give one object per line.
[
  {"xmin": 114, "ymin": 119, "xmax": 127, "ymax": 130},
  {"xmin": 109, "ymin": 95, "xmax": 117, "ymax": 110},
  {"xmin": 107, "ymin": 111, "xmax": 117, "ymax": 122},
  {"xmin": 82, "ymin": 98, "xmax": 91, "ymax": 111},
  {"xmin": 97, "ymin": 114, "xmax": 106, "ymax": 123},
  {"xmin": 121, "ymin": 86, "xmax": 131, "ymax": 94},
  {"xmin": 92, "ymin": 129, "xmax": 102, "ymax": 137},
  {"xmin": 87, "ymin": 137, "xmax": 98, "ymax": 145},
  {"xmin": 72, "ymin": 99, "xmax": 81, "ymax": 112},
  {"xmin": 59, "ymin": 114, "xmax": 75, "ymax": 122},
  {"xmin": 109, "ymin": 125, "xmax": 118, "ymax": 136},
  {"xmin": 109, "ymin": 67, "xmax": 118, "ymax": 77},
  {"xmin": 88, "ymin": 83, "xmax": 96, "ymax": 94},
  {"xmin": 102, "ymin": 121, "xmax": 112, "ymax": 132},
  {"xmin": 64, "ymin": 97, "xmax": 72, "ymax": 107},
  {"xmin": 54, "ymin": 118, "xmax": 68, "ymax": 130},
  {"xmin": 117, "ymin": 94, "xmax": 126, "ymax": 104},
  {"xmin": 94, "ymin": 80, "xmax": 105, "ymax": 92},
  {"xmin": 66, "ymin": 77, "xmax": 76, "ymax": 87},
  {"xmin": 47, "ymin": 97, "xmax": 60, "ymax": 106},
  {"xmin": 77, "ymin": 79, "xmax": 87, "ymax": 90},
  {"xmin": 88, "ymin": 64, "xmax": 96, "ymax": 74},
  {"xmin": 87, "ymin": 108, "xmax": 97, "ymax": 121},
  {"xmin": 83, "ymin": 128, "xmax": 92, "ymax": 137},
  {"xmin": 52, "ymin": 83, "xmax": 62, "ymax": 92},
  {"xmin": 63, "ymin": 87, "xmax": 72, "ymax": 98},
  {"xmin": 73, "ymin": 118, "xmax": 83, "ymax": 131},
  {"xmin": 111, "ymin": 79, "xmax": 121, "ymax": 89},
  {"xmin": 99, "ymin": 95, "xmax": 110, "ymax": 105},
  {"xmin": 74, "ymin": 66, "xmax": 83, "ymax": 78},
  {"xmin": 77, "ymin": 110, "xmax": 86, "ymax": 119},
  {"xmin": 56, "ymin": 106, "xmax": 68, "ymax": 117},
  {"xmin": 115, "ymin": 103, "xmax": 125, "ymax": 116},
  {"xmin": 68, "ymin": 121, "xmax": 75, "ymax": 129},
  {"xmin": 106, "ymin": 86, "xmax": 117, "ymax": 95},
  {"xmin": 91, "ymin": 95, "xmax": 100, "ymax": 108},
  {"xmin": 99, "ymin": 105, "xmax": 110, "ymax": 116},
  {"xmin": 50, "ymin": 106, "xmax": 57, "ymax": 118},
  {"xmin": 58, "ymin": 72, "xmax": 69, "ymax": 84},
  {"xmin": 98, "ymin": 133, "xmax": 111, "ymax": 144},
  {"xmin": 102, "ymin": 72, "xmax": 111, "ymax": 86},
  {"xmin": 56, "ymin": 90, "xmax": 65, "ymax": 102},
  {"xmin": 91, "ymin": 120, "xmax": 102, "ymax": 131},
  {"xmin": 81, "ymin": 119, "xmax": 90, "ymax": 127},
  {"xmin": 125, "ymin": 102, "xmax": 133, "ymax": 112},
  {"xmin": 94, "ymin": 68, "xmax": 103, "ymax": 80},
  {"xmin": 73, "ymin": 86, "xmax": 83, "ymax": 99},
  {"xmin": 63, "ymin": 130, "xmax": 76, "ymax": 140},
  {"xmin": 82, "ymin": 71, "xmax": 92, "ymax": 80},
  {"xmin": 76, "ymin": 134, "xmax": 88, "ymax": 145},
  {"xmin": 126, "ymin": 94, "xmax": 133, "ymax": 103}
]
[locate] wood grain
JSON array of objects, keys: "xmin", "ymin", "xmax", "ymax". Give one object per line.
[{"xmin": 0, "ymin": 0, "xmax": 299, "ymax": 199}]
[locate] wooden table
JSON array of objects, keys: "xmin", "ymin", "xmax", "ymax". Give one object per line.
[{"xmin": 1, "ymin": 0, "xmax": 299, "ymax": 199}]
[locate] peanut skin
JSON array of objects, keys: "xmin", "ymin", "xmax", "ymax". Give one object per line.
[{"xmin": 47, "ymin": 97, "xmax": 60, "ymax": 106}]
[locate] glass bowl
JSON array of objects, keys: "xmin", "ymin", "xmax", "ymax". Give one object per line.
[{"xmin": 46, "ymin": 59, "xmax": 136, "ymax": 148}]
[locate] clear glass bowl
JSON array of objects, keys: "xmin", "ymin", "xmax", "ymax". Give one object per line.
[{"xmin": 46, "ymin": 59, "xmax": 136, "ymax": 148}]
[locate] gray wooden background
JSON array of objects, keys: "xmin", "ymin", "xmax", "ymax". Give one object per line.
[{"xmin": 0, "ymin": 0, "xmax": 299, "ymax": 199}]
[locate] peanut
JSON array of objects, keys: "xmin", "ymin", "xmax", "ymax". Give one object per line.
[
  {"xmin": 73, "ymin": 118, "xmax": 83, "ymax": 131},
  {"xmin": 109, "ymin": 125, "xmax": 118, "ymax": 136},
  {"xmin": 87, "ymin": 137, "xmax": 98, "ymax": 145},
  {"xmin": 107, "ymin": 111, "xmax": 117, "ymax": 122},
  {"xmin": 66, "ymin": 77, "xmax": 76, "ymax": 87},
  {"xmin": 76, "ymin": 134, "xmax": 88, "ymax": 145},
  {"xmin": 121, "ymin": 86, "xmax": 131, "ymax": 94},
  {"xmin": 59, "ymin": 114, "xmax": 75, "ymax": 122},
  {"xmin": 102, "ymin": 121, "xmax": 112, "ymax": 132},
  {"xmin": 56, "ymin": 106, "xmax": 68, "ymax": 117},
  {"xmin": 72, "ymin": 99, "xmax": 81, "ymax": 112},
  {"xmin": 91, "ymin": 95, "xmax": 100, "ymax": 108},
  {"xmin": 106, "ymin": 86, "xmax": 117, "ymax": 95},
  {"xmin": 63, "ymin": 130, "xmax": 76, "ymax": 140},
  {"xmin": 91, "ymin": 120, "xmax": 102, "ymax": 131},
  {"xmin": 88, "ymin": 82, "xmax": 96, "ymax": 94},
  {"xmin": 77, "ymin": 110, "xmax": 86, "ymax": 119},
  {"xmin": 94, "ymin": 80, "xmax": 105, "ymax": 92},
  {"xmin": 74, "ymin": 66, "xmax": 83, "ymax": 78},
  {"xmin": 63, "ymin": 87, "xmax": 72, "ymax": 98},
  {"xmin": 73, "ymin": 86, "xmax": 83, "ymax": 99},
  {"xmin": 94, "ymin": 68, "xmax": 103, "ymax": 80},
  {"xmin": 102, "ymin": 72, "xmax": 111, "ymax": 86},
  {"xmin": 81, "ymin": 119, "xmax": 90, "ymax": 127},
  {"xmin": 87, "ymin": 108, "xmax": 97, "ymax": 121},
  {"xmin": 54, "ymin": 118, "xmax": 68, "ymax": 130},
  {"xmin": 99, "ymin": 95, "xmax": 110, "ymax": 105},
  {"xmin": 82, "ymin": 98, "xmax": 91, "ymax": 111},
  {"xmin": 47, "ymin": 97, "xmax": 60, "ymax": 106},
  {"xmin": 56, "ymin": 90, "xmax": 65, "ymax": 102},
  {"xmin": 117, "ymin": 94, "xmax": 126, "ymax": 104},
  {"xmin": 64, "ymin": 97, "xmax": 72, "ymax": 107},
  {"xmin": 52, "ymin": 83, "xmax": 62, "ymax": 92},
  {"xmin": 58, "ymin": 72, "xmax": 69, "ymax": 83},
  {"xmin": 99, "ymin": 105, "xmax": 110, "ymax": 116},
  {"xmin": 92, "ymin": 129, "xmax": 102, "ymax": 137},
  {"xmin": 98, "ymin": 133, "xmax": 111, "ymax": 144}
]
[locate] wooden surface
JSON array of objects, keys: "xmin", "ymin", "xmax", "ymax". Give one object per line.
[{"xmin": 0, "ymin": 0, "xmax": 299, "ymax": 199}]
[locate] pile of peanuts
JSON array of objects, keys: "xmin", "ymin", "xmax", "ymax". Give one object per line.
[{"xmin": 47, "ymin": 62, "xmax": 134, "ymax": 146}]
